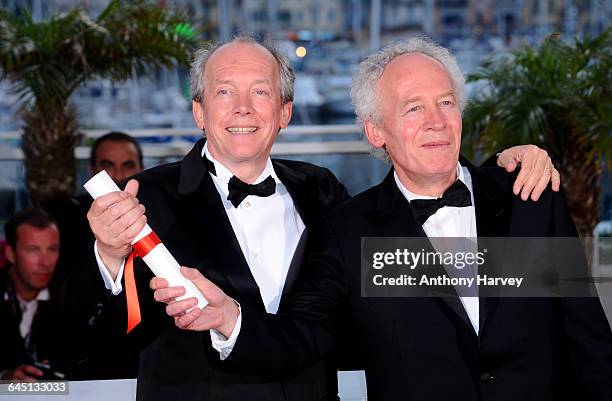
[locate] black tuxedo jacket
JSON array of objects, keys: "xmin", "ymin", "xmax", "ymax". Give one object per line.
[
  {"xmin": 62, "ymin": 139, "xmax": 349, "ymax": 400},
  {"xmin": 222, "ymin": 161, "xmax": 612, "ymax": 401}
]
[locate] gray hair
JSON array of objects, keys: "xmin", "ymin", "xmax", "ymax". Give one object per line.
[
  {"xmin": 190, "ymin": 33, "xmax": 295, "ymax": 105},
  {"xmin": 350, "ymin": 36, "xmax": 466, "ymax": 161}
]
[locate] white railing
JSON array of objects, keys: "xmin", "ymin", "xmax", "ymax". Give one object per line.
[{"xmin": 0, "ymin": 125, "xmax": 369, "ymax": 159}]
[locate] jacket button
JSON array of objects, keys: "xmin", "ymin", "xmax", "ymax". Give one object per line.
[{"xmin": 480, "ymin": 372, "xmax": 493, "ymax": 383}]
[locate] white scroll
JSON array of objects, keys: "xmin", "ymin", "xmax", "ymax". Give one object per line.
[{"xmin": 84, "ymin": 170, "xmax": 208, "ymax": 309}]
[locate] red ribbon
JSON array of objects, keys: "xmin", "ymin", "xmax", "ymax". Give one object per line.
[{"xmin": 125, "ymin": 231, "xmax": 161, "ymax": 333}]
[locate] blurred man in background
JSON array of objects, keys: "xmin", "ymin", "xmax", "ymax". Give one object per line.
[
  {"xmin": 89, "ymin": 132, "xmax": 143, "ymax": 184},
  {"xmin": 0, "ymin": 208, "xmax": 64, "ymax": 381}
]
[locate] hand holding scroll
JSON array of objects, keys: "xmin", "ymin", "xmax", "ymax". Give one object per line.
[
  {"xmin": 151, "ymin": 267, "xmax": 239, "ymax": 338},
  {"xmin": 84, "ymin": 170, "xmax": 207, "ymax": 332},
  {"xmin": 87, "ymin": 179, "xmax": 146, "ymax": 280}
]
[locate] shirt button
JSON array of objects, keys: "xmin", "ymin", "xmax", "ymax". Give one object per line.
[
  {"xmin": 244, "ymin": 201, "xmax": 251, "ymax": 208},
  {"xmin": 252, "ymin": 250, "xmax": 258, "ymax": 258},
  {"xmin": 479, "ymin": 372, "xmax": 493, "ymax": 383}
]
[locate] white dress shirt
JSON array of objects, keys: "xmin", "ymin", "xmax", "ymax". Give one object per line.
[
  {"xmin": 95, "ymin": 143, "xmax": 305, "ymax": 356},
  {"xmin": 394, "ymin": 162, "xmax": 480, "ymax": 334},
  {"xmin": 16, "ymin": 288, "xmax": 50, "ymax": 339},
  {"xmin": 203, "ymin": 144, "xmax": 305, "ymax": 314}
]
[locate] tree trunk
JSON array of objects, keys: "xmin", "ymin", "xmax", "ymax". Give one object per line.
[
  {"xmin": 21, "ymin": 102, "xmax": 81, "ymax": 205},
  {"xmin": 560, "ymin": 142, "xmax": 603, "ymax": 238}
]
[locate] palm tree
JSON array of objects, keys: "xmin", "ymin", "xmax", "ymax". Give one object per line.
[
  {"xmin": 463, "ymin": 30, "xmax": 612, "ymax": 237},
  {"xmin": 0, "ymin": 1, "xmax": 196, "ymax": 204}
]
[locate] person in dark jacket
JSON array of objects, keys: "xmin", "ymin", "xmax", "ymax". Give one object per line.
[{"xmin": 0, "ymin": 208, "xmax": 64, "ymax": 381}]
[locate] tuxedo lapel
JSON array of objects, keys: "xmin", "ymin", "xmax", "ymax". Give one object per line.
[
  {"xmin": 273, "ymin": 160, "xmax": 315, "ymax": 226},
  {"xmin": 273, "ymin": 161, "xmax": 316, "ymax": 302},
  {"xmin": 463, "ymin": 160, "xmax": 513, "ymax": 338},
  {"xmin": 377, "ymin": 179, "xmax": 427, "ymax": 239},
  {"xmin": 375, "ymin": 171, "xmax": 476, "ymax": 335},
  {"xmin": 464, "ymin": 161, "xmax": 512, "ymax": 239},
  {"xmin": 280, "ymin": 229, "xmax": 308, "ymax": 300},
  {"xmin": 173, "ymin": 139, "xmax": 266, "ymax": 310}
]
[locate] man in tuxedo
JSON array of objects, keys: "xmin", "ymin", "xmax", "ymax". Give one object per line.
[
  {"xmin": 66, "ymin": 35, "xmax": 559, "ymax": 400},
  {"xmin": 157, "ymin": 36, "xmax": 612, "ymax": 401},
  {"xmin": 63, "ymin": 35, "xmax": 350, "ymax": 400},
  {"xmin": 0, "ymin": 208, "xmax": 64, "ymax": 381}
]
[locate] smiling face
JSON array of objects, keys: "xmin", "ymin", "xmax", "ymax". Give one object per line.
[
  {"xmin": 364, "ymin": 53, "xmax": 462, "ymax": 195},
  {"xmin": 192, "ymin": 42, "xmax": 292, "ymax": 175}
]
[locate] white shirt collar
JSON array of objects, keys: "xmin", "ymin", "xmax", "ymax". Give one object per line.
[
  {"xmin": 16, "ymin": 287, "xmax": 49, "ymax": 306},
  {"xmin": 37, "ymin": 288, "xmax": 50, "ymax": 301},
  {"xmin": 202, "ymin": 142, "xmax": 279, "ymax": 191},
  {"xmin": 394, "ymin": 162, "xmax": 471, "ymax": 201}
]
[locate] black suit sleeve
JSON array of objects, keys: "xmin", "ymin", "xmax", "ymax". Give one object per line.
[
  {"xmin": 480, "ymin": 152, "xmax": 500, "ymax": 168},
  {"xmin": 561, "ymin": 296, "xmax": 612, "ymax": 401},
  {"xmin": 516, "ymin": 188, "xmax": 612, "ymax": 400},
  {"xmin": 59, "ymin": 242, "xmax": 166, "ymax": 367},
  {"xmin": 212, "ymin": 217, "xmax": 349, "ymax": 379},
  {"xmin": 59, "ymin": 178, "xmax": 136, "ymax": 336},
  {"xmin": 59, "ymin": 245, "xmax": 123, "ymax": 332},
  {"xmin": 320, "ymin": 167, "xmax": 351, "ymax": 206},
  {"xmin": 549, "ymin": 190, "xmax": 612, "ymax": 400}
]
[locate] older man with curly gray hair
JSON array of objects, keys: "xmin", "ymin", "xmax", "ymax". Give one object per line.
[
  {"xmin": 351, "ymin": 36, "xmax": 559, "ymax": 200},
  {"xmin": 351, "ymin": 36, "xmax": 467, "ymax": 131}
]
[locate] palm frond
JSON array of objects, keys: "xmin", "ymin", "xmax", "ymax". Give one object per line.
[
  {"xmin": 0, "ymin": 1, "xmax": 197, "ymax": 105},
  {"xmin": 0, "ymin": 1, "xmax": 199, "ymax": 204},
  {"xmin": 463, "ymin": 29, "xmax": 611, "ymax": 166},
  {"xmin": 463, "ymin": 29, "xmax": 611, "ymax": 235}
]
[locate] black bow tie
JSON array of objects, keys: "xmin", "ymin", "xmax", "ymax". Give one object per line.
[
  {"xmin": 410, "ymin": 180, "xmax": 472, "ymax": 225},
  {"xmin": 227, "ymin": 175, "xmax": 276, "ymax": 207}
]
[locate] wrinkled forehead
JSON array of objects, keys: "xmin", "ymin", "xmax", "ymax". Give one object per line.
[
  {"xmin": 204, "ymin": 42, "xmax": 280, "ymax": 82},
  {"xmin": 381, "ymin": 52, "xmax": 452, "ymax": 87}
]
